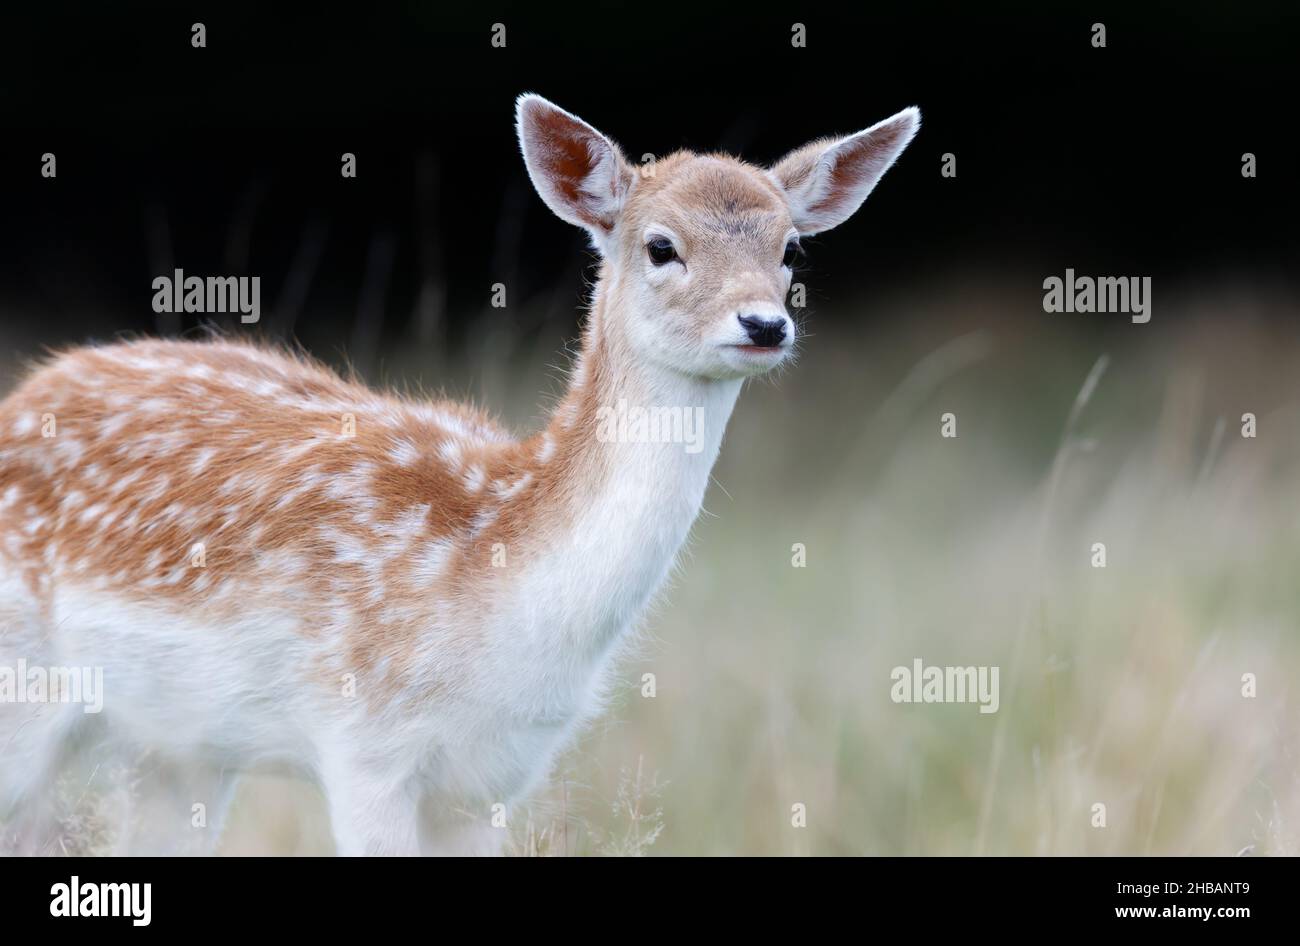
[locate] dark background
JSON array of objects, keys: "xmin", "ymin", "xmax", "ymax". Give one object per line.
[{"xmin": 0, "ymin": 1, "xmax": 1295, "ymax": 359}]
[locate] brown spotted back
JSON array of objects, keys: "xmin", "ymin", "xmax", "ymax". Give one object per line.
[{"xmin": 0, "ymin": 339, "xmax": 516, "ymax": 624}]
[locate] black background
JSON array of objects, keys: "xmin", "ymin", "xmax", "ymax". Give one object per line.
[
  {"xmin": 0, "ymin": 854, "xmax": 1279, "ymax": 930},
  {"xmin": 0, "ymin": 1, "xmax": 1295, "ymax": 354}
]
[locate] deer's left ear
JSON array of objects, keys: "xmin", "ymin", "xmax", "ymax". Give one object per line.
[
  {"xmin": 516, "ymin": 93, "xmax": 635, "ymax": 252},
  {"xmin": 769, "ymin": 106, "xmax": 920, "ymax": 235}
]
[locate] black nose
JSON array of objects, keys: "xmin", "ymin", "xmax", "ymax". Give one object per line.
[{"xmin": 738, "ymin": 314, "xmax": 787, "ymax": 348}]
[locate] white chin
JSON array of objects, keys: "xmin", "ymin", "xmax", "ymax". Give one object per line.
[{"xmin": 715, "ymin": 345, "xmax": 789, "ymax": 376}]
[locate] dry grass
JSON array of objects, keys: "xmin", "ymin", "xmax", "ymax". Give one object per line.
[{"xmin": 516, "ymin": 282, "xmax": 1300, "ymax": 856}]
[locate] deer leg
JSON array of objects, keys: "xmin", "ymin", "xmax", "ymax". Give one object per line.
[{"xmin": 320, "ymin": 756, "xmax": 421, "ymax": 857}]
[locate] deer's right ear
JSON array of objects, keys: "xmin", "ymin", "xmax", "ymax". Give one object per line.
[{"xmin": 516, "ymin": 94, "xmax": 634, "ymax": 250}]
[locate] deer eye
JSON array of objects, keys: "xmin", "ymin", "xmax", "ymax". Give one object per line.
[
  {"xmin": 646, "ymin": 238, "xmax": 678, "ymax": 266},
  {"xmin": 782, "ymin": 239, "xmax": 803, "ymax": 268}
]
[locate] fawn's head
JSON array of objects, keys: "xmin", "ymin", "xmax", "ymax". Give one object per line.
[{"xmin": 517, "ymin": 94, "xmax": 919, "ymax": 381}]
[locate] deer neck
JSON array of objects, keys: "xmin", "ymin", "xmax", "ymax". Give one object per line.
[{"xmin": 517, "ymin": 267, "xmax": 742, "ymax": 664}]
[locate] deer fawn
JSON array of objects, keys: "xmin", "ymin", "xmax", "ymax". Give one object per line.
[{"xmin": 0, "ymin": 95, "xmax": 918, "ymax": 855}]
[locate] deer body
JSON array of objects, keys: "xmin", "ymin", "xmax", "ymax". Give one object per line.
[{"xmin": 0, "ymin": 95, "xmax": 917, "ymax": 854}]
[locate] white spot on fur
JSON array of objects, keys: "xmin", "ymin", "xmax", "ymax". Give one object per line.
[
  {"xmin": 190, "ymin": 447, "xmax": 218, "ymax": 474},
  {"xmin": 391, "ymin": 439, "xmax": 421, "ymax": 467},
  {"xmin": 438, "ymin": 440, "xmax": 463, "ymax": 466},
  {"xmin": 494, "ymin": 473, "xmax": 533, "ymax": 500}
]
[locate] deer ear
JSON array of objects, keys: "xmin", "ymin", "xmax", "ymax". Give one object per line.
[
  {"xmin": 516, "ymin": 94, "xmax": 634, "ymax": 249},
  {"xmin": 769, "ymin": 107, "xmax": 920, "ymax": 235}
]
